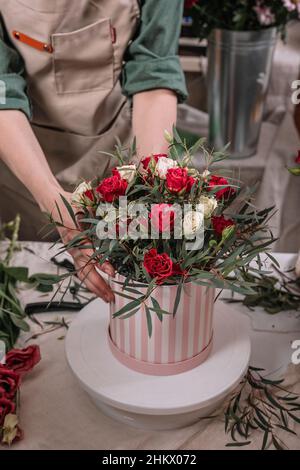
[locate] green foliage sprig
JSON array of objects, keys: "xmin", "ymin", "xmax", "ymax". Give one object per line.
[
  {"xmin": 0, "ymin": 217, "xmax": 72, "ymax": 350},
  {"xmin": 226, "ymin": 265, "xmax": 300, "ymax": 314},
  {"xmin": 224, "ymin": 366, "xmax": 300, "ymax": 450},
  {"xmin": 0, "ymin": 216, "xmax": 30, "ymax": 350}
]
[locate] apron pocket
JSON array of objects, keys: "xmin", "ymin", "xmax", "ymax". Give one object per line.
[{"xmin": 52, "ymin": 18, "xmax": 114, "ymax": 94}]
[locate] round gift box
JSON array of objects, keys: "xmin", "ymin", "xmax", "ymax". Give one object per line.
[{"xmin": 108, "ymin": 275, "xmax": 215, "ymax": 376}]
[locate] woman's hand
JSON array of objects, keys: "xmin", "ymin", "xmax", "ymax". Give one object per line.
[{"xmin": 53, "ymin": 192, "xmax": 115, "ymax": 303}]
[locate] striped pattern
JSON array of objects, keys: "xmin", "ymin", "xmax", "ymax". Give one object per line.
[{"xmin": 109, "ymin": 276, "xmax": 215, "ymax": 366}]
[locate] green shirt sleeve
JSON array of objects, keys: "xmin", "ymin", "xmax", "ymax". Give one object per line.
[
  {"xmin": 0, "ymin": 17, "xmax": 31, "ymax": 119},
  {"xmin": 122, "ymin": 0, "xmax": 188, "ymax": 102}
]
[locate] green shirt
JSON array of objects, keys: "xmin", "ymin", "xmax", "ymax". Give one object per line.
[{"xmin": 0, "ymin": 0, "xmax": 187, "ymax": 120}]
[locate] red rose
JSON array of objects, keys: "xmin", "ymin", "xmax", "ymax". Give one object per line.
[
  {"xmin": 0, "ymin": 366, "xmax": 20, "ymax": 399},
  {"xmin": 5, "ymin": 345, "xmax": 41, "ymax": 378},
  {"xmin": 208, "ymin": 175, "xmax": 236, "ymax": 200},
  {"xmin": 172, "ymin": 263, "xmax": 187, "ymax": 277},
  {"xmin": 143, "ymin": 248, "xmax": 173, "ymax": 284},
  {"xmin": 185, "ymin": 0, "xmax": 198, "ymax": 9},
  {"xmin": 84, "ymin": 189, "xmax": 95, "ymax": 202},
  {"xmin": 141, "ymin": 154, "xmax": 167, "ymax": 172},
  {"xmin": 166, "ymin": 168, "xmax": 196, "ymax": 194},
  {"xmin": 96, "ymin": 173, "xmax": 128, "ymax": 203},
  {"xmin": 212, "ymin": 215, "xmax": 235, "ymax": 236},
  {"xmin": 0, "ymin": 396, "xmax": 16, "ymax": 426},
  {"xmin": 295, "ymin": 150, "xmax": 300, "ymax": 164},
  {"xmin": 150, "ymin": 204, "xmax": 175, "ymax": 233}
]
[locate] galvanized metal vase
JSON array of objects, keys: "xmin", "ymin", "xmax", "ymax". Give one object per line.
[{"xmin": 207, "ymin": 28, "xmax": 277, "ymax": 158}]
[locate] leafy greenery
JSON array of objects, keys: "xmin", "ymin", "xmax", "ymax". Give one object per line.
[
  {"xmin": 223, "ymin": 366, "xmax": 300, "ymax": 450},
  {"xmin": 0, "ymin": 216, "xmax": 29, "ymax": 350},
  {"xmin": 225, "ymin": 264, "xmax": 300, "ymax": 314},
  {"xmin": 187, "ymin": 0, "xmax": 299, "ymax": 39},
  {"xmin": 0, "ymin": 217, "xmax": 91, "ymax": 350}
]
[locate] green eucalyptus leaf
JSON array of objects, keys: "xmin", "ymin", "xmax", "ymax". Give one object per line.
[
  {"xmin": 3, "ymin": 266, "xmax": 29, "ymax": 282},
  {"xmin": 145, "ymin": 305, "xmax": 153, "ymax": 337}
]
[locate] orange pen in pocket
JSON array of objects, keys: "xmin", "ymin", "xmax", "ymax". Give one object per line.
[{"xmin": 12, "ymin": 30, "xmax": 53, "ymax": 53}]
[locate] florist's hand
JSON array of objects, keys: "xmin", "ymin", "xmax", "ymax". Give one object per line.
[{"xmin": 53, "ymin": 193, "xmax": 115, "ymax": 303}]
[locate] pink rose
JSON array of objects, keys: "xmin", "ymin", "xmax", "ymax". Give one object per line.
[
  {"xmin": 150, "ymin": 204, "xmax": 175, "ymax": 233},
  {"xmin": 185, "ymin": 0, "xmax": 198, "ymax": 9}
]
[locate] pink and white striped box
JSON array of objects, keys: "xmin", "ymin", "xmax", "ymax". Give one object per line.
[{"xmin": 108, "ymin": 276, "xmax": 215, "ymax": 376}]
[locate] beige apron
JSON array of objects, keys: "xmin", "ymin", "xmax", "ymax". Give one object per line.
[{"xmin": 0, "ymin": 0, "xmax": 140, "ymax": 239}]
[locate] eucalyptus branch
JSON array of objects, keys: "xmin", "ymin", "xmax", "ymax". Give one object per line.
[{"xmin": 223, "ymin": 366, "xmax": 300, "ymax": 450}]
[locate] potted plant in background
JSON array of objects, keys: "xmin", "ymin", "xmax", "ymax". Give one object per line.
[
  {"xmin": 186, "ymin": 0, "xmax": 300, "ymax": 158},
  {"xmin": 54, "ymin": 132, "xmax": 275, "ymax": 376}
]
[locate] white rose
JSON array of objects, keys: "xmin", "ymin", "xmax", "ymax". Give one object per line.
[
  {"xmin": 72, "ymin": 181, "xmax": 92, "ymax": 206},
  {"xmin": 183, "ymin": 210, "xmax": 204, "ymax": 237},
  {"xmin": 116, "ymin": 164, "xmax": 136, "ymax": 183},
  {"xmin": 199, "ymin": 196, "xmax": 218, "ymax": 218},
  {"xmin": 201, "ymin": 169, "xmax": 211, "ymax": 179},
  {"xmin": 154, "ymin": 157, "xmax": 178, "ymax": 179}
]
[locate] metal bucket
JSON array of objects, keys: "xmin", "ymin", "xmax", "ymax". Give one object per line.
[{"xmin": 207, "ymin": 28, "xmax": 277, "ymax": 158}]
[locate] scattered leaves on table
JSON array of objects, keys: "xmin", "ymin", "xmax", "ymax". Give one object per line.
[
  {"xmin": 223, "ymin": 366, "xmax": 300, "ymax": 450},
  {"xmin": 225, "ymin": 264, "xmax": 300, "ymax": 314}
]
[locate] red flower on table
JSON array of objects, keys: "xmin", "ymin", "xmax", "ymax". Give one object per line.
[
  {"xmin": 0, "ymin": 366, "xmax": 21, "ymax": 399},
  {"xmin": 143, "ymin": 248, "xmax": 173, "ymax": 284},
  {"xmin": 141, "ymin": 153, "xmax": 168, "ymax": 172},
  {"xmin": 96, "ymin": 172, "xmax": 128, "ymax": 203},
  {"xmin": 0, "ymin": 397, "xmax": 16, "ymax": 426},
  {"xmin": 295, "ymin": 150, "xmax": 300, "ymax": 164},
  {"xmin": 5, "ymin": 345, "xmax": 41, "ymax": 378},
  {"xmin": 150, "ymin": 204, "xmax": 175, "ymax": 233},
  {"xmin": 212, "ymin": 215, "xmax": 235, "ymax": 236},
  {"xmin": 166, "ymin": 168, "xmax": 196, "ymax": 194},
  {"xmin": 208, "ymin": 175, "xmax": 236, "ymax": 200}
]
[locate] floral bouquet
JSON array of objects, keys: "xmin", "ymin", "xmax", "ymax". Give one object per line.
[
  {"xmin": 54, "ymin": 131, "xmax": 275, "ymax": 374},
  {"xmin": 185, "ymin": 0, "xmax": 300, "ymax": 39}
]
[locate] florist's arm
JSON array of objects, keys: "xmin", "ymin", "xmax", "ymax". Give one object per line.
[
  {"xmin": 132, "ymin": 89, "xmax": 177, "ymax": 155},
  {"xmin": 123, "ymin": 0, "xmax": 187, "ymax": 157},
  {"xmin": 0, "ymin": 18, "xmax": 114, "ymax": 302},
  {"xmin": 0, "ymin": 111, "xmax": 114, "ymax": 302}
]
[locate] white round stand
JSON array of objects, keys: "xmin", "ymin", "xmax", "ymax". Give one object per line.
[{"xmin": 65, "ymin": 299, "xmax": 250, "ymax": 430}]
